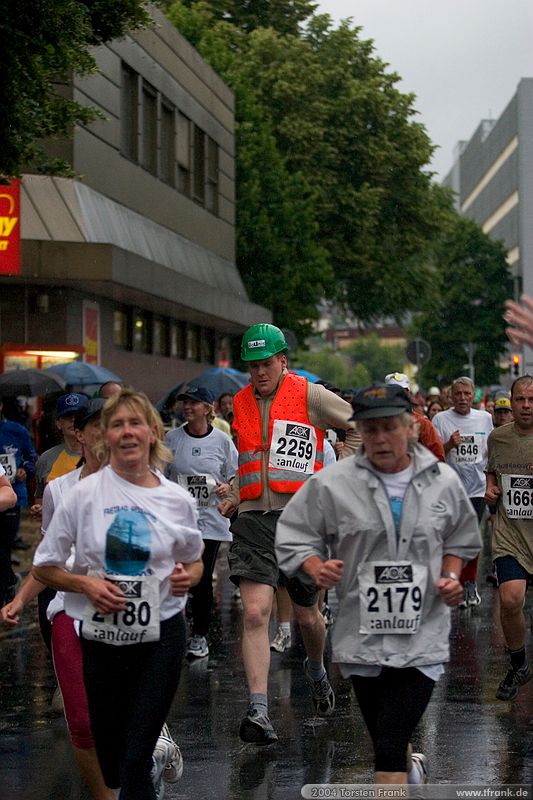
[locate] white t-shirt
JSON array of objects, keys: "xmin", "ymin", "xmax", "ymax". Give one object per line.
[
  {"xmin": 433, "ymin": 408, "xmax": 492, "ymax": 497},
  {"xmin": 34, "ymin": 465, "xmax": 203, "ymax": 622},
  {"xmin": 377, "ymin": 462, "xmax": 414, "ymax": 536},
  {"xmin": 165, "ymin": 425, "xmax": 238, "ymax": 541}
]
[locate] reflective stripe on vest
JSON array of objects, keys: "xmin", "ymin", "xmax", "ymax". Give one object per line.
[{"xmin": 233, "ymin": 374, "xmax": 324, "ymax": 500}]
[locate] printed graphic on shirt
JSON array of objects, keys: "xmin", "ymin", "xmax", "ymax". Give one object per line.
[
  {"xmin": 389, "ymin": 496, "xmax": 403, "ymax": 531},
  {"xmin": 105, "ymin": 510, "xmax": 152, "ymax": 576}
]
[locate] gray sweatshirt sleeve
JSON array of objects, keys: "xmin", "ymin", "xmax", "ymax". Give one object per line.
[{"xmin": 275, "ymin": 473, "xmax": 330, "ymax": 576}]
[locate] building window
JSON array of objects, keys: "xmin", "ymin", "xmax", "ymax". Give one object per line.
[
  {"xmin": 121, "ymin": 65, "xmax": 138, "ymax": 161},
  {"xmin": 177, "ymin": 112, "xmax": 191, "ymax": 197},
  {"xmin": 193, "ymin": 125, "xmax": 205, "ymax": 204},
  {"xmin": 160, "ymin": 100, "xmax": 175, "ymax": 186},
  {"xmin": 200, "ymin": 327, "xmax": 215, "ymax": 363},
  {"xmin": 153, "ymin": 317, "xmax": 169, "ymax": 356},
  {"xmin": 142, "ymin": 81, "xmax": 157, "ymax": 175},
  {"xmin": 132, "ymin": 310, "xmax": 151, "ymax": 353},
  {"xmin": 113, "ymin": 308, "xmax": 130, "ymax": 349},
  {"xmin": 186, "ymin": 324, "xmax": 200, "ymax": 361},
  {"xmin": 170, "ymin": 321, "xmax": 186, "ymax": 358},
  {"xmin": 206, "ymin": 137, "xmax": 219, "ymax": 214}
]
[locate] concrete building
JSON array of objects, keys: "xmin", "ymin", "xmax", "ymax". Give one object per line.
[
  {"xmin": 0, "ymin": 6, "xmax": 269, "ymax": 400},
  {"xmin": 443, "ymin": 77, "xmax": 533, "ymax": 369}
]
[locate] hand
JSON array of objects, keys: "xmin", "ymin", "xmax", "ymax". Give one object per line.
[
  {"xmin": 484, "ymin": 486, "xmax": 501, "ymax": 505},
  {"xmin": 218, "ymin": 499, "xmax": 237, "ymax": 518},
  {"xmin": 215, "ymin": 482, "xmax": 230, "ymax": 499},
  {"xmin": 1, "ymin": 598, "xmax": 24, "ymax": 627},
  {"xmin": 170, "ymin": 562, "xmax": 191, "ymax": 596},
  {"xmin": 30, "ymin": 503, "xmax": 43, "ymax": 520},
  {"xmin": 307, "ymin": 558, "xmax": 344, "ymax": 589},
  {"xmin": 15, "ymin": 468, "xmax": 27, "ymax": 482},
  {"xmin": 448, "ymin": 430, "xmax": 462, "ymax": 449},
  {"xmin": 505, "ymin": 295, "xmax": 533, "ymax": 347},
  {"xmin": 436, "ymin": 577, "xmax": 464, "ymax": 607},
  {"xmin": 83, "ymin": 576, "xmax": 126, "ymax": 614}
]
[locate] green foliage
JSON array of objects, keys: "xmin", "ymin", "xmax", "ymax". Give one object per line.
[
  {"xmin": 411, "ymin": 215, "xmax": 513, "ymax": 387},
  {"xmin": 0, "ymin": 1, "xmax": 150, "ymax": 179},
  {"xmin": 166, "ymin": 3, "xmax": 450, "ymax": 335},
  {"xmin": 344, "ymin": 335, "xmax": 406, "ymax": 384}
]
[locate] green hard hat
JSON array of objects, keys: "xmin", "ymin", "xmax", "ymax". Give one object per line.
[{"xmin": 241, "ymin": 324, "xmax": 288, "ymax": 361}]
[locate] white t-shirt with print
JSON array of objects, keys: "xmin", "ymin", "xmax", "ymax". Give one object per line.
[
  {"xmin": 165, "ymin": 425, "xmax": 238, "ymax": 541},
  {"xmin": 432, "ymin": 408, "xmax": 492, "ymax": 497},
  {"xmin": 377, "ymin": 462, "xmax": 414, "ymax": 537},
  {"xmin": 34, "ymin": 465, "xmax": 203, "ymax": 622}
]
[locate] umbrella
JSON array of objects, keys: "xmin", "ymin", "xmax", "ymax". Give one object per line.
[
  {"xmin": 290, "ymin": 368, "xmax": 322, "ymax": 382},
  {"xmin": 45, "ymin": 362, "xmax": 121, "ymax": 387},
  {"xmin": 0, "ymin": 368, "xmax": 66, "ymax": 397},
  {"xmin": 157, "ymin": 367, "xmax": 249, "ymax": 410}
]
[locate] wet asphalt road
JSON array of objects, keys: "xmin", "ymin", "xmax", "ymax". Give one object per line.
[{"xmin": 0, "ymin": 544, "xmax": 532, "ymax": 800}]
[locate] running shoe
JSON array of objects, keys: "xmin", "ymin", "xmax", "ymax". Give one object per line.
[
  {"xmin": 186, "ymin": 635, "xmax": 209, "ymax": 659},
  {"xmin": 239, "ymin": 705, "xmax": 278, "ymax": 745},
  {"xmin": 459, "ymin": 580, "xmax": 481, "ymax": 608},
  {"xmin": 270, "ymin": 627, "xmax": 291, "ymax": 653},
  {"xmin": 152, "ymin": 725, "xmax": 179, "ymax": 797},
  {"xmin": 496, "ymin": 660, "xmax": 532, "ymax": 700},
  {"xmin": 321, "ymin": 602, "xmax": 334, "ymax": 628},
  {"xmin": 157, "ymin": 723, "xmax": 183, "ymax": 783},
  {"xmin": 304, "ymin": 658, "xmax": 335, "ymax": 717},
  {"xmin": 410, "ymin": 753, "xmax": 429, "ymax": 784}
]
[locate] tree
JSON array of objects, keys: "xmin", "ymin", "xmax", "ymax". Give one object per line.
[
  {"xmin": 344, "ymin": 335, "xmax": 406, "ymax": 384},
  {"xmin": 166, "ymin": 4, "xmax": 450, "ymax": 330},
  {"xmin": 411, "ymin": 215, "xmax": 513, "ymax": 387},
  {"xmin": 0, "ymin": 1, "xmax": 150, "ymax": 179},
  {"xmin": 170, "ymin": 0, "xmax": 317, "ymax": 35}
]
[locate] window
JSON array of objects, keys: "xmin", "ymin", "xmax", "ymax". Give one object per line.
[
  {"xmin": 177, "ymin": 112, "xmax": 191, "ymax": 197},
  {"xmin": 200, "ymin": 327, "xmax": 215, "ymax": 364},
  {"xmin": 152, "ymin": 318, "xmax": 168, "ymax": 356},
  {"xmin": 186, "ymin": 324, "xmax": 200, "ymax": 361},
  {"xmin": 113, "ymin": 308, "xmax": 130, "ymax": 349},
  {"xmin": 132, "ymin": 310, "xmax": 151, "ymax": 353},
  {"xmin": 121, "ymin": 66, "xmax": 138, "ymax": 161},
  {"xmin": 193, "ymin": 125, "xmax": 206, "ymax": 204},
  {"xmin": 142, "ymin": 81, "xmax": 157, "ymax": 174},
  {"xmin": 206, "ymin": 137, "xmax": 219, "ymax": 214},
  {"xmin": 170, "ymin": 321, "xmax": 186, "ymax": 358},
  {"xmin": 160, "ymin": 101, "xmax": 175, "ymax": 186}
]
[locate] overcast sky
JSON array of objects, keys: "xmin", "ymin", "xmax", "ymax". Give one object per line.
[{"xmin": 317, "ymin": 0, "xmax": 533, "ymax": 180}]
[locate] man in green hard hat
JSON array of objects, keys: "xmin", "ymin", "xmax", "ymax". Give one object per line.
[{"xmin": 218, "ymin": 323, "xmax": 358, "ymax": 744}]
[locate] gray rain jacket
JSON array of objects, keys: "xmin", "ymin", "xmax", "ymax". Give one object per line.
[{"xmin": 276, "ymin": 444, "xmax": 481, "ymax": 669}]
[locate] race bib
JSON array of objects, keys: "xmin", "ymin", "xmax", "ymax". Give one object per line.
[
  {"xmin": 501, "ymin": 474, "xmax": 533, "ymax": 518},
  {"xmin": 451, "ymin": 434, "xmax": 483, "ymax": 465},
  {"xmin": 0, "ymin": 453, "xmax": 16, "ymax": 483},
  {"xmin": 81, "ymin": 573, "xmax": 160, "ymax": 645},
  {"xmin": 358, "ymin": 561, "xmax": 427, "ymax": 635},
  {"xmin": 178, "ymin": 474, "xmax": 217, "ymax": 508},
  {"xmin": 269, "ymin": 420, "xmax": 317, "ymax": 475}
]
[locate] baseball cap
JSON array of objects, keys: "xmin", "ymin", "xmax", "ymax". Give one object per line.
[
  {"xmin": 74, "ymin": 398, "xmax": 106, "ymax": 430},
  {"xmin": 177, "ymin": 386, "xmax": 215, "ymax": 404},
  {"xmin": 385, "ymin": 372, "xmax": 410, "ymax": 391},
  {"xmin": 494, "ymin": 397, "xmax": 512, "ymax": 411},
  {"xmin": 427, "ymin": 386, "xmax": 440, "ymax": 397},
  {"xmin": 350, "ymin": 384, "xmax": 412, "ymax": 421},
  {"xmin": 56, "ymin": 393, "xmax": 89, "ymax": 418}
]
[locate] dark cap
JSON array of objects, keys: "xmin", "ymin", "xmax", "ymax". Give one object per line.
[
  {"xmin": 350, "ymin": 384, "xmax": 412, "ymax": 421},
  {"xmin": 177, "ymin": 386, "xmax": 215, "ymax": 405},
  {"xmin": 73, "ymin": 398, "xmax": 106, "ymax": 430},
  {"xmin": 56, "ymin": 393, "xmax": 89, "ymax": 418}
]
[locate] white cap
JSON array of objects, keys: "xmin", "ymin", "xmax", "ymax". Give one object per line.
[
  {"xmin": 385, "ymin": 372, "xmax": 410, "ymax": 390},
  {"xmin": 428, "ymin": 386, "xmax": 440, "ymax": 397}
]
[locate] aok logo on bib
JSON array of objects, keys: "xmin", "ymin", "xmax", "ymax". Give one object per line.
[{"xmin": 374, "ymin": 564, "xmax": 413, "ymax": 583}]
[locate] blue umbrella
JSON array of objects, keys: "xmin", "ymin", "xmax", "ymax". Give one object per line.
[
  {"xmin": 45, "ymin": 362, "xmax": 121, "ymax": 387},
  {"xmin": 290, "ymin": 368, "xmax": 322, "ymax": 382},
  {"xmin": 157, "ymin": 367, "xmax": 249, "ymax": 410}
]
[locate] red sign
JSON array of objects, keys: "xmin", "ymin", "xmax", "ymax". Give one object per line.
[
  {"xmin": 0, "ymin": 179, "xmax": 20, "ymax": 275},
  {"xmin": 83, "ymin": 301, "xmax": 100, "ymax": 365}
]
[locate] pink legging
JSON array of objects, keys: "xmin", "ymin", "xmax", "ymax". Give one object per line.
[{"xmin": 51, "ymin": 611, "xmax": 94, "ymax": 749}]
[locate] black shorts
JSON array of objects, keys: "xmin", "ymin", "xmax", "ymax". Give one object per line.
[
  {"xmin": 228, "ymin": 510, "xmax": 319, "ymax": 607},
  {"xmin": 494, "ymin": 555, "xmax": 533, "ymax": 586}
]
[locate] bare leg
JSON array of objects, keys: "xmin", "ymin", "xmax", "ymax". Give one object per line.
[
  {"xmin": 499, "ymin": 579, "xmax": 527, "ymax": 650},
  {"xmin": 240, "ymin": 580, "xmax": 274, "ymax": 694}
]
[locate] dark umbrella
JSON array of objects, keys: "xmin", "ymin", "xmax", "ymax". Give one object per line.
[
  {"xmin": 45, "ymin": 362, "xmax": 121, "ymax": 387},
  {"xmin": 157, "ymin": 367, "xmax": 249, "ymax": 411},
  {"xmin": 0, "ymin": 368, "xmax": 66, "ymax": 397}
]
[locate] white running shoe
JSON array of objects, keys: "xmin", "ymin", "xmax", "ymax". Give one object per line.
[
  {"xmin": 187, "ymin": 635, "xmax": 209, "ymax": 659},
  {"xmin": 409, "ymin": 753, "xmax": 428, "ymax": 784},
  {"xmin": 270, "ymin": 626, "xmax": 291, "ymax": 653},
  {"xmin": 152, "ymin": 724, "xmax": 179, "ymax": 796},
  {"xmin": 159, "ymin": 722, "xmax": 183, "ymax": 783}
]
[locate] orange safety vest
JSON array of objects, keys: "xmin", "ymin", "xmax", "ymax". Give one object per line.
[{"xmin": 233, "ymin": 373, "xmax": 324, "ymax": 500}]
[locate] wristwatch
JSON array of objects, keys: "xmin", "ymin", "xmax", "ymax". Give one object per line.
[{"xmin": 441, "ymin": 571, "xmax": 460, "ymax": 581}]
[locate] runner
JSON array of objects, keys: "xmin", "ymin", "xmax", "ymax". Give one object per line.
[
  {"xmin": 432, "ymin": 377, "xmax": 493, "ymax": 607},
  {"xmin": 218, "ymin": 323, "xmax": 358, "ymax": 744},
  {"xmin": 165, "ymin": 386, "xmax": 238, "ymax": 660},
  {"xmin": 33, "ymin": 389, "xmax": 203, "ymax": 799},
  {"xmin": 493, "ymin": 396, "xmax": 513, "ymax": 428},
  {"xmin": 484, "ymin": 375, "xmax": 533, "ymax": 700},
  {"xmin": 276, "ymin": 384, "xmax": 481, "ymax": 785}
]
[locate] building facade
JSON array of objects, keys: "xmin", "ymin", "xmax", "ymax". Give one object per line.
[
  {"xmin": 0, "ymin": 7, "xmax": 269, "ymax": 399},
  {"xmin": 443, "ymin": 77, "xmax": 533, "ymax": 370}
]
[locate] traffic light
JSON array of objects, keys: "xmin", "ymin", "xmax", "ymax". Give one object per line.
[{"xmin": 512, "ymin": 354, "xmax": 521, "ymax": 376}]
